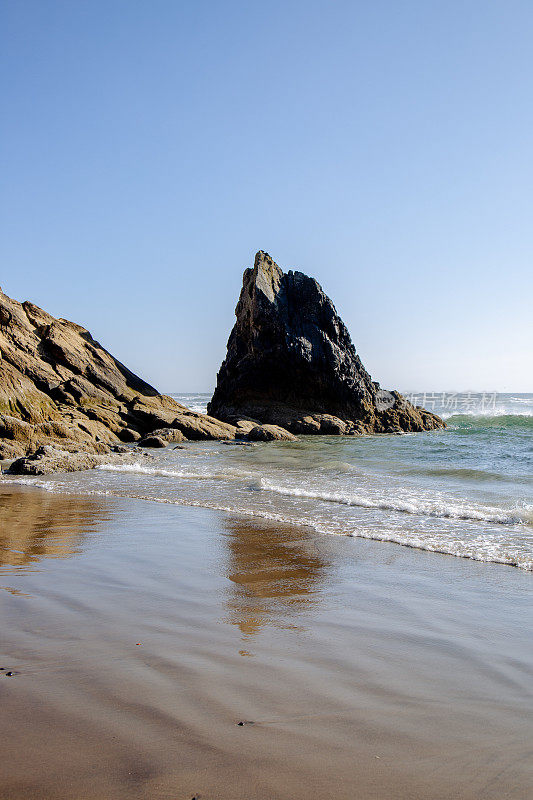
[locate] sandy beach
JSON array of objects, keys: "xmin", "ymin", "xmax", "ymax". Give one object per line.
[{"xmin": 0, "ymin": 484, "xmax": 531, "ymax": 799}]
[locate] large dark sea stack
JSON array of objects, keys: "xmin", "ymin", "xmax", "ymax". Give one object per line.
[{"xmin": 208, "ymin": 251, "xmax": 445, "ymax": 435}]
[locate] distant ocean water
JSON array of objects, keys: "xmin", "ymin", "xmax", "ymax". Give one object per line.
[
  {"xmin": 170, "ymin": 390, "xmax": 533, "ymax": 420},
  {"xmin": 4, "ymin": 393, "xmax": 533, "ymax": 571}
]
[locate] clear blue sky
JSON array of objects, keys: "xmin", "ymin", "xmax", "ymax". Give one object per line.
[{"xmin": 2, "ymin": 1, "xmax": 532, "ymax": 392}]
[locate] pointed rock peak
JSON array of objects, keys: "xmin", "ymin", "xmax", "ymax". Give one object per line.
[
  {"xmin": 249, "ymin": 250, "xmax": 283, "ymax": 303},
  {"xmin": 253, "ymin": 250, "xmax": 280, "ymax": 274}
]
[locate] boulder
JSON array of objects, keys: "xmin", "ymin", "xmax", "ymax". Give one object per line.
[
  {"xmin": 171, "ymin": 413, "xmax": 236, "ymax": 441},
  {"xmin": 118, "ymin": 427, "xmax": 142, "ymax": 443},
  {"xmin": 315, "ymin": 415, "xmax": 347, "ymax": 435},
  {"xmin": 233, "ymin": 419, "xmax": 260, "ymax": 436},
  {"xmin": 150, "ymin": 427, "xmax": 187, "ymax": 443},
  {"xmin": 128, "ymin": 400, "xmax": 236, "ymax": 441},
  {"xmin": 208, "ymin": 251, "xmax": 445, "ymax": 435},
  {"xmin": 7, "ymin": 445, "xmax": 145, "ymax": 476},
  {"xmin": 243, "ymin": 424, "xmax": 298, "ymax": 442},
  {"xmin": 139, "ymin": 435, "xmax": 168, "ymax": 448},
  {"xmin": 289, "ymin": 416, "xmax": 322, "ymax": 434}
]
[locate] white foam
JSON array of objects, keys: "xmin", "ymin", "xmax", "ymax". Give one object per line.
[
  {"xmin": 3, "ymin": 474, "xmax": 532, "ymax": 571},
  {"xmin": 96, "ymin": 463, "xmax": 529, "ymax": 527},
  {"xmin": 441, "ymin": 409, "xmax": 533, "ymax": 419},
  {"xmin": 0, "ymin": 477, "xmax": 59, "ymax": 492},
  {"xmin": 257, "ymin": 479, "xmax": 524, "ymax": 525},
  {"xmin": 97, "ymin": 462, "xmax": 253, "ymax": 481},
  {"xmin": 100, "ymin": 490, "xmax": 533, "ymax": 571}
]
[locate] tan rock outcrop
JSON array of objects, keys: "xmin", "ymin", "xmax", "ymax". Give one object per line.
[
  {"xmin": 0, "ymin": 286, "xmax": 235, "ymax": 463},
  {"xmin": 243, "ymin": 424, "xmax": 298, "ymax": 442},
  {"xmin": 8, "ymin": 444, "xmax": 150, "ymax": 475}
]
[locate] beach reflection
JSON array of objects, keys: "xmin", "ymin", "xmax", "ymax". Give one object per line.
[
  {"xmin": 222, "ymin": 519, "xmax": 330, "ymax": 639},
  {"xmin": 0, "ymin": 488, "xmax": 110, "ymax": 571}
]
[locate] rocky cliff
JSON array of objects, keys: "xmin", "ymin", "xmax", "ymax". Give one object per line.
[
  {"xmin": 0, "ymin": 285, "xmax": 236, "ymax": 462},
  {"xmin": 208, "ymin": 251, "xmax": 445, "ymax": 435}
]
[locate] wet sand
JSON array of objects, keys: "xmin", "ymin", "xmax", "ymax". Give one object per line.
[{"xmin": 0, "ymin": 485, "xmax": 532, "ymax": 799}]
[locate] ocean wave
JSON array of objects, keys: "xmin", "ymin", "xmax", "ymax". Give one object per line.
[
  {"xmin": 2, "ymin": 475, "xmax": 532, "ymax": 570},
  {"xmin": 96, "ymin": 463, "xmax": 530, "ymax": 527},
  {"xmin": 402, "ymin": 466, "xmax": 533, "ymax": 484},
  {"xmin": 443, "ymin": 413, "xmax": 533, "ymax": 428},
  {"xmin": 257, "ymin": 479, "xmax": 525, "ymax": 525},
  {"xmin": 439, "ymin": 409, "xmax": 533, "ymax": 425},
  {"xmin": 97, "ymin": 462, "xmax": 253, "ymax": 481},
  {"xmin": 168, "ymin": 393, "xmax": 209, "ymax": 414},
  {"xmin": 92, "ymin": 490, "xmax": 533, "ymax": 571},
  {"xmin": 0, "ymin": 477, "xmax": 60, "ymax": 492}
]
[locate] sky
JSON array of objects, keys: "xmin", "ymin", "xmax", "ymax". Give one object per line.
[{"xmin": 2, "ymin": 0, "xmax": 532, "ymax": 393}]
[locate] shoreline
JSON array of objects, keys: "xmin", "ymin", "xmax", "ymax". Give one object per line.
[
  {"xmin": 1, "ymin": 485, "xmax": 532, "ymax": 799},
  {"xmin": 2, "ymin": 473, "xmax": 532, "ymax": 572}
]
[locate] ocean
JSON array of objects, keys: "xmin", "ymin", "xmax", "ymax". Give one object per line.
[{"xmin": 4, "ymin": 393, "xmax": 533, "ymax": 571}]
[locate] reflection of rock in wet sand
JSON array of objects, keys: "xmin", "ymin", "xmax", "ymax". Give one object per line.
[
  {"xmin": 222, "ymin": 518, "xmax": 330, "ymax": 637},
  {"xmin": 0, "ymin": 488, "xmax": 110, "ymax": 570}
]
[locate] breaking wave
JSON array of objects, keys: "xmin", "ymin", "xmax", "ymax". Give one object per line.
[
  {"xmin": 256, "ymin": 479, "xmax": 527, "ymax": 526},
  {"xmin": 95, "ymin": 463, "xmax": 531, "ymax": 527},
  {"xmin": 97, "ymin": 462, "xmax": 253, "ymax": 481}
]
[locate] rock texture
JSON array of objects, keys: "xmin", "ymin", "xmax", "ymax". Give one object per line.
[
  {"xmin": 208, "ymin": 251, "xmax": 445, "ymax": 435},
  {"xmin": 0, "ymin": 285, "xmax": 235, "ymax": 462},
  {"xmin": 7, "ymin": 445, "xmax": 149, "ymax": 476},
  {"xmin": 243, "ymin": 424, "xmax": 298, "ymax": 442}
]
